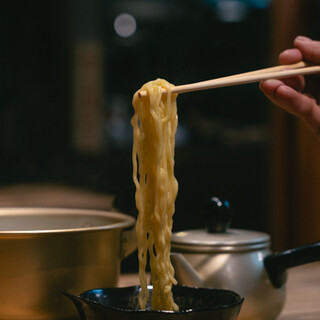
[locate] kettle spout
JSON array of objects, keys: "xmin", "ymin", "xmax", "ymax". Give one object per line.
[{"xmin": 171, "ymin": 253, "xmax": 204, "ymax": 287}]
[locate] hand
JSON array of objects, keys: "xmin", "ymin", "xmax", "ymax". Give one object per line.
[{"xmin": 260, "ymin": 36, "xmax": 320, "ymax": 137}]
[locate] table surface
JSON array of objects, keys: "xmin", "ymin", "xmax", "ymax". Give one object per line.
[
  {"xmin": 277, "ymin": 262, "xmax": 320, "ymax": 320},
  {"xmin": 119, "ymin": 262, "xmax": 320, "ymax": 320}
]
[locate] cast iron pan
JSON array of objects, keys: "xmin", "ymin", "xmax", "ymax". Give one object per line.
[{"xmin": 65, "ymin": 285, "xmax": 243, "ymax": 320}]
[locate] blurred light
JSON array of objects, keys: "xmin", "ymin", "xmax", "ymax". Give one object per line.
[
  {"xmin": 248, "ymin": 0, "xmax": 271, "ymax": 9},
  {"xmin": 114, "ymin": 13, "xmax": 137, "ymax": 38},
  {"xmin": 203, "ymin": 0, "xmax": 272, "ymax": 10},
  {"xmin": 215, "ymin": 0, "xmax": 248, "ymax": 22}
]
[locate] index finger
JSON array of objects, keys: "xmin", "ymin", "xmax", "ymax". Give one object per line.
[
  {"xmin": 294, "ymin": 36, "xmax": 320, "ymax": 64},
  {"xmin": 279, "ymin": 48, "xmax": 303, "ymax": 65}
]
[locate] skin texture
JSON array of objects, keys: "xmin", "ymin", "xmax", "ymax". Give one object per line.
[{"xmin": 260, "ymin": 36, "xmax": 320, "ymax": 137}]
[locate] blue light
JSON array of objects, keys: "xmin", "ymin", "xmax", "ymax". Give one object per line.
[
  {"xmin": 248, "ymin": 0, "xmax": 272, "ymax": 9},
  {"xmin": 202, "ymin": 0, "xmax": 272, "ymax": 9}
]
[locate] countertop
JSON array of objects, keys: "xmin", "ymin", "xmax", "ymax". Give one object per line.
[
  {"xmin": 277, "ymin": 262, "xmax": 320, "ymax": 320},
  {"xmin": 119, "ymin": 262, "xmax": 320, "ymax": 320}
]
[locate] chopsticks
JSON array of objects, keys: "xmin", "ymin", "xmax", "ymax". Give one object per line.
[{"xmin": 137, "ymin": 61, "xmax": 320, "ymax": 98}]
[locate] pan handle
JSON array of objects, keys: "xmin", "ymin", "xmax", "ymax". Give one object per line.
[{"xmin": 264, "ymin": 241, "xmax": 320, "ymax": 288}]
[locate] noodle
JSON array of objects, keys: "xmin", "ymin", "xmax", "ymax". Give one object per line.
[{"xmin": 132, "ymin": 79, "xmax": 179, "ymax": 311}]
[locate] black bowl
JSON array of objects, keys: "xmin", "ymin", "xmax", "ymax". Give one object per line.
[{"xmin": 65, "ymin": 285, "xmax": 243, "ymax": 320}]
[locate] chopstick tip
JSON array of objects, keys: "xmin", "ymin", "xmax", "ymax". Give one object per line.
[{"xmin": 138, "ymin": 90, "xmax": 150, "ymax": 98}]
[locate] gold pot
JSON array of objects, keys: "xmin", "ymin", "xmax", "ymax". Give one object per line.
[{"xmin": 0, "ymin": 207, "xmax": 136, "ymax": 320}]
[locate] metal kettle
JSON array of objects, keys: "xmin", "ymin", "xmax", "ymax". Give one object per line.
[{"xmin": 171, "ymin": 197, "xmax": 320, "ymax": 320}]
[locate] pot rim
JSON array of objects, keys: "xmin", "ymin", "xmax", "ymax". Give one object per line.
[{"xmin": 0, "ymin": 207, "xmax": 135, "ymax": 235}]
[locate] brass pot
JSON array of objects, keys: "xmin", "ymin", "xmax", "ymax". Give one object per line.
[{"xmin": 0, "ymin": 207, "xmax": 136, "ymax": 320}]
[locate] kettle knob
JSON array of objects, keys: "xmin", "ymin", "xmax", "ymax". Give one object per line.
[{"xmin": 206, "ymin": 196, "xmax": 232, "ymax": 233}]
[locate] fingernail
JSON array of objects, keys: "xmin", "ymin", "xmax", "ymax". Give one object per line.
[{"xmin": 295, "ymin": 35, "xmax": 312, "ymax": 42}]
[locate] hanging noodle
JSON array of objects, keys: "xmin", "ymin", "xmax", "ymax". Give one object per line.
[{"xmin": 132, "ymin": 79, "xmax": 179, "ymax": 311}]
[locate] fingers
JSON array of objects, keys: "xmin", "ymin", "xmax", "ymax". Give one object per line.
[
  {"xmin": 277, "ymin": 42, "xmax": 305, "ymax": 93},
  {"xmin": 281, "ymin": 74, "xmax": 305, "ymax": 92},
  {"xmin": 278, "ymin": 35, "xmax": 320, "ymax": 66},
  {"xmin": 260, "ymin": 79, "xmax": 320, "ymax": 135},
  {"xmin": 260, "ymin": 79, "xmax": 300, "ymax": 116},
  {"xmin": 260, "ymin": 36, "xmax": 320, "ymax": 137},
  {"xmin": 294, "ymin": 36, "xmax": 320, "ymax": 64},
  {"xmin": 279, "ymin": 48, "xmax": 303, "ymax": 65}
]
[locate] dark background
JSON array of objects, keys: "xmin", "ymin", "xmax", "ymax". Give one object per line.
[
  {"xmin": 0, "ymin": 0, "xmax": 275, "ymax": 271},
  {"xmin": 0, "ymin": 0, "xmax": 272, "ymax": 227}
]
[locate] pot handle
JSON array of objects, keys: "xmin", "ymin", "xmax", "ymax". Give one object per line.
[
  {"xmin": 264, "ymin": 241, "xmax": 320, "ymax": 288},
  {"xmin": 120, "ymin": 226, "xmax": 137, "ymax": 259}
]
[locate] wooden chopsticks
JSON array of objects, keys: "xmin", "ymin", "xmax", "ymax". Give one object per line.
[{"xmin": 137, "ymin": 61, "xmax": 320, "ymax": 98}]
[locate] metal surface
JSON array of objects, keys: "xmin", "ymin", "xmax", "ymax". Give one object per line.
[
  {"xmin": 171, "ymin": 227, "xmax": 286, "ymax": 320},
  {"xmin": 0, "ymin": 207, "xmax": 136, "ymax": 320},
  {"xmin": 171, "ymin": 228, "xmax": 270, "ymax": 252},
  {"xmin": 171, "ymin": 197, "xmax": 320, "ymax": 320},
  {"xmin": 171, "ymin": 251, "xmax": 285, "ymax": 320}
]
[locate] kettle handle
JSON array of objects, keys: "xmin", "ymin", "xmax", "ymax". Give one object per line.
[{"xmin": 264, "ymin": 241, "xmax": 320, "ymax": 288}]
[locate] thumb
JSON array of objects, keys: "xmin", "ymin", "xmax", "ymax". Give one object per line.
[{"xmin": 294, "ymin": 36, "xmax": 320, "ymax": 64}]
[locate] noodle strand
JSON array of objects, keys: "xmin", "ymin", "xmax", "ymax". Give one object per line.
[{"xmin": 132, "ymin": 79, "xmax": 179, "ymax": 311}]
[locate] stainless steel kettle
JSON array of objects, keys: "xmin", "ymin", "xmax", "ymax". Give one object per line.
[{"xmin": 171, "ymin": 197, "xmax": 320, "ymax": 320}]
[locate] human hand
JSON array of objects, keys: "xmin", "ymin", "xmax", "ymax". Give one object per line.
[{"xmin": 260, "ymin": 36, "xmax": 320, "ymax": 137}]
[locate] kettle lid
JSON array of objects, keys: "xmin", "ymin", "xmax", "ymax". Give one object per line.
[
  {"xmin": 171, "ymin": 197, "xmax": 270, "ymax": 252},
  {"xmin": 171, "ymin": 228, "xmax": 270, "ymax": 252}
]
